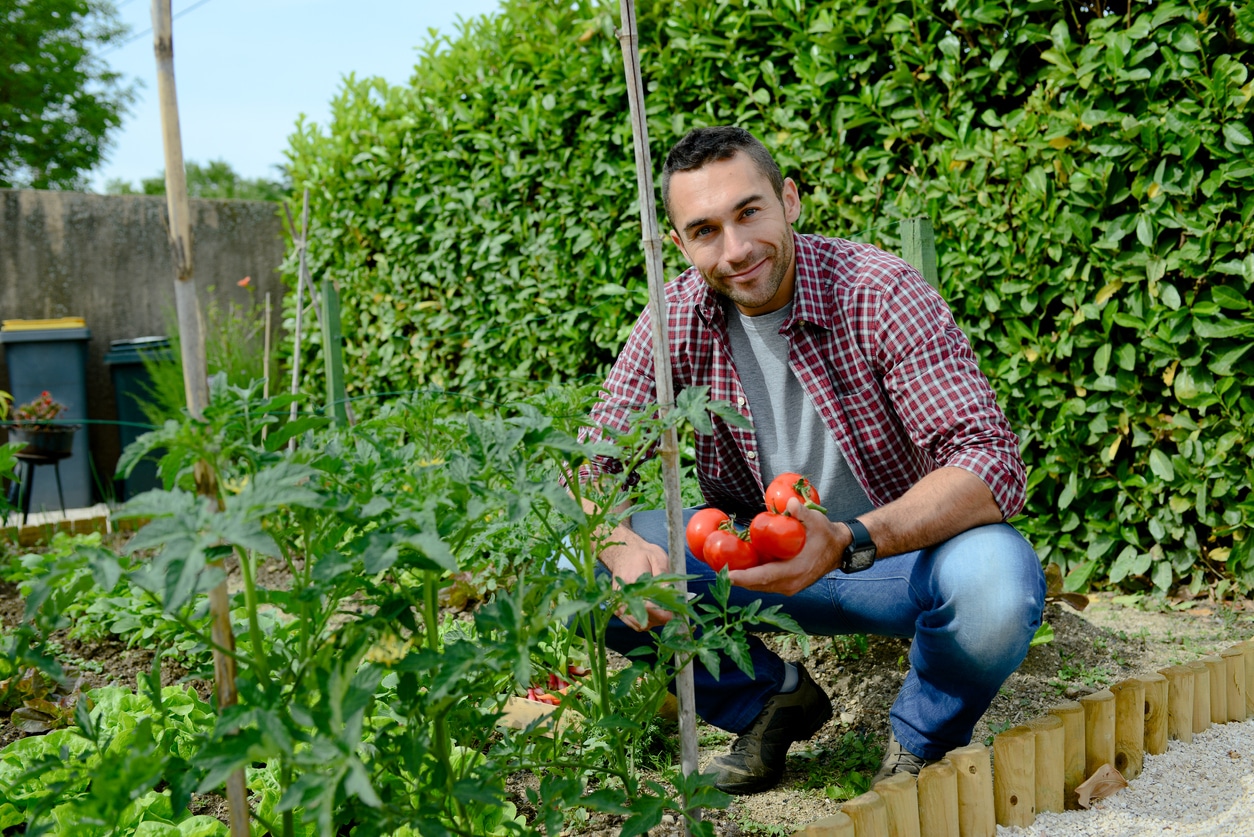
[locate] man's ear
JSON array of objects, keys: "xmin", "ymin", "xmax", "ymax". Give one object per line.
[
  {"xmin": 669, "ymin": 229, "xmax": 693, "ymax": 266},
  {"xmin": 782, "ymin": 178, "xmax": 801, "ymax": 225}
]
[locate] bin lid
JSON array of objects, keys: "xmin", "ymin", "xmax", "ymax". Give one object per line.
[
  {"xmin": 0, "ymin": 326, "xmax": 90, "ymax": 344},
  {"xmin": 2, "ymin": 317, "xmax": 86, "ymax": 331},
  {"xmin": 105, "ymin": 336, "xmax": 173, "ymax": 365}
]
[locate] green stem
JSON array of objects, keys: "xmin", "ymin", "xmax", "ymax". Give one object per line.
[{"xmin": 235, "ymin": 545, "xmax": 270, "ymax": 684}]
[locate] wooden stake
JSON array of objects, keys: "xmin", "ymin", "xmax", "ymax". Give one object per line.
[
  {"xmin": 1186, "ymin": 659, "xmax": 1211, "ymax": 733},
  {"xmin": 1139, "ymin": 672, "xmax": 1168, "ymax": 755},
  {"xmin": 1048, "ymin": 701, "xmax": 1086, "ymax": 810},
  {"xmin": 151, "ymin": 3, "xmax": 247, "ymax": 835},
  {"xmin": 287, "ymin": 190, "xmax": 310, "ymax": 451},
  {"xmin": 1203, "ymin": 655, "xmax": 1227, "ymax": 724},
  {"xmin": 898, "ymin": 217, "xmax": 939, "ymax": 289},
  {"xmin": 1110, "ymin": 679, "xmax": 1145, "ymax": 779},
  {"xmin": 916, "ymin": 759, "xmax": 959, "ymax": 837},
  {"xmin": 843, "ymin": 791, "xmax": 890, "ymax": 837},
  {"xmin": 1159, "ymin": 665, "xmax": 1193, "ymax": 744},
  {"xmin": 873, "ymin": 772, "xmax": 920, "ymax": 837},
  {"xmin": 1079, "ymin": 689, "xmax": 1115, "ymax": 778},
  {"xmin": 1243, "ymin": 640, "xmax": 1254, "ymax": 720},
  {"xmin": 1221, "ymin": 646, "xmax": 1246, "ymax": 723},
  {"xmin": 946, "ymin": 744, "xmax": 995, "ymax": 837},
  {"xmin": 615, "ymin": 1, "xmax": 699, "ymax": 823},
  {"xmin": 992, "ymin": 726, "xmax": 1035, "ymax": 828},
  {"xmin": 1026, "ymin": 714, "xmax": 1065, "ymax": 814},
  {"xmin": 799, "ymin": 812, "xmax": 855, "ymax": 837}
]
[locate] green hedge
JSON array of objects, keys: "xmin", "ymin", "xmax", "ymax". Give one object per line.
[{"xmin": 284, "ymin": 0, "xmax": 1254, "ymax": 593}]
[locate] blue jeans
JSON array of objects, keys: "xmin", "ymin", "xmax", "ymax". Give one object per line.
[{"xmin": 602, "ymin": 507, "xmax": 1046, "ymax": 760}]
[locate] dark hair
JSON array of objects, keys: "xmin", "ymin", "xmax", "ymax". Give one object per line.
[{"xmin": 661, "ymin": 126, "xmax": 785, "ymax": 222}]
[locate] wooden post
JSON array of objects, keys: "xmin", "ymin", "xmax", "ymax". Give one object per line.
[
  {"xmin": 1221, "ymin": 646, "xmax": 1246, "ymax": 723},
  {"xmin": 992, "ymin": 726, "xmax": 1035, "ymax": 828},
  {"xmin": 615, "ymin": 0, "xmax": 699, "ymax": 820},
  {"xmin": 946, "ymin": 744, "xmax": 995, "ymax": 837},
  {"xmin": 843, "ymin": 791, "xmax": 890, "ymax": 837},
  {"xmin": 1048, "ymin": 701, "xmax": 1086, "ymax": 810},
  {"xmin": 1203, "ymin": 655, "xmax": 1227, "ymax": 724},
  {"xmin": 1243, "ymin": 640, "xmax": 1254, "ymax": 719},
  {"xmin": 1079, "ymin": 689, "xmax": 1115, "ymax": 777},
  {"xmin": 917, "ymin": 759, "xmax": 959, "ymax": 837},
  {"xmin": 319, "ymin": 278, "xmax": 349, "ymax": 426},
  {"xmin": 1159, "ymin": 665, "xmax": 1193, "ymax": 744},
  {"xmin": 874, "ymin": 772, "xmax": 920, "ymax": 837},
  {"xmin": 799, "ymin": 813, "xmax": 855, "ymax": 836},
  {"xmin": 899, "ymin": 217, "xmax": 939, "ymax": 289},
  {"xmin": 1186, "ymin": 659, "xmax": 1211, "ymax": 733},
  {"xmin": 150, "ymin": 3, "xmax": 248, "ymax": 836},
  {"xmin": 286, "ymin": 190, "xmax": 310, "ymax": 451},
  {"xmin": 1139, "ymin": 672, "xmax": 1168, "ymax": 755},
  {"xmin": 1027, "ymin": 715, "xmax": 1065, "ymax": 814},
  {"xmin": 1110, "ymin": 679, "xmax": 1145, "ymax": 779}
]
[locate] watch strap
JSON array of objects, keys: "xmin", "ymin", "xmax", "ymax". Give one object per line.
[{"xmin": 842, "ymin": 518, "xmax": 874, "ymax": 553}]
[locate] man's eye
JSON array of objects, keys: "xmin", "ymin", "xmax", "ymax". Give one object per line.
[
  {"xmin": 694, "ymin": 226, "xmax": 715, "ymax": 238},
  {"xmin": 742, "ymin": 208, "xmax": 758, "ymax": 218}
]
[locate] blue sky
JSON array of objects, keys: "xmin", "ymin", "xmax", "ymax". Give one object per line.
[{"xmin": 90, "ymin": 0, "xmax": 505, "ymax": 191}]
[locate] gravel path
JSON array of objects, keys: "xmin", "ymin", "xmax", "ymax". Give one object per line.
[{"xmin": 1000, "ymin": 718, "xmax": 1254, "ymax": 837}]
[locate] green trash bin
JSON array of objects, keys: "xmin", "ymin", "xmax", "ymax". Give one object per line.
[
  {"xmin": 104, "ymin": 336, "xmax": 172, "ymax": 500},
  {"xmin": 1, "ymin": 318, "xmax": 94, "ymax": 512}
]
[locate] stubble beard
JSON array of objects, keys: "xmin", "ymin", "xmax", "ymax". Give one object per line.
[{"xmin": 704, "ymin": 234, "xmax": 795, "ymax": 313}]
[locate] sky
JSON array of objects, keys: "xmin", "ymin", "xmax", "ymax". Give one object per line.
[{"xmin": 88, "ymin": 0, "xmax": 506, "ymax": 192}]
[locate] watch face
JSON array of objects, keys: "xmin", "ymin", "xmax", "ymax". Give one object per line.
[{"xmin": 842, "ymin": 548, "xmax": 876, "ymax": 573}]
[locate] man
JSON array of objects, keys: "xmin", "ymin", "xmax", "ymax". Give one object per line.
[{"xmin": 580, "ymin": 126, "xmax": 1045, "ymax": 795}]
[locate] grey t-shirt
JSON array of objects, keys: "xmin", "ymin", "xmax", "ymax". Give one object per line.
[{"xmin": 724, "ymin": 301, "xmax": 874, "ymax": 522}]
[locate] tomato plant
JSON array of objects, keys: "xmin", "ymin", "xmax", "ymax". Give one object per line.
[
  {"xmin": 685, "ymin": 508, "xmax": 730, "ymax": 559},
  {"xmin": 749, "ymin": 512, "xmax": 806, "ymax": 561},
  {"xmin": 765, "ymin": 472, "xmax": 823, "ymax": 513},
  {"xmin": 702, "ymin": 529, "xmax": 760, "ymax": 571}
]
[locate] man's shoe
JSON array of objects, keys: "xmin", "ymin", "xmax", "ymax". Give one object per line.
[
  {"xmin": 711, "ymin": 663, "xmax": 833, "ymax": 795},
  {"xmin": 871, "ymin": 728, "xmax": 936, "ymax": 785}
]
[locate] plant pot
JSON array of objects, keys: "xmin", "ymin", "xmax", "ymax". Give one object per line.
[{"xmin": 7, "ymin": 425, "xmax": 80, "ymax": 457}]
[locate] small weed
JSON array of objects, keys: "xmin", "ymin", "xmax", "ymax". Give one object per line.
[
  {"xmin": 984, "ymin": 720, "xmax": 1013, "ymax": 746},
  {"xmin": 830, "ymin": 634, "xmax": 869, "ymax": 663},
  {"xmin": 795, "ymin": 729, "xmax": 879, "ymax": 802}
]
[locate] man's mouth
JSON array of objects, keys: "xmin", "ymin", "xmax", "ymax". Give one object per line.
[{"xmin": 722, "ymin": 257, "xmax": 767, "ymax": 282}]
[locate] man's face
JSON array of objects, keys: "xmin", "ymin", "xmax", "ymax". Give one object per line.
[{"xmin": 667, "ymin": 152, "xmax": 801, "ymax": 316}]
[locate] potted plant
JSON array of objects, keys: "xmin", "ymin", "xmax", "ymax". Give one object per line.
[{"xmin": 6, "ymin": 391, "xmax": 79, "ymax": 457}]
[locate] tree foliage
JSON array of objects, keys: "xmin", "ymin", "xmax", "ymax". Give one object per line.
[
  {"xmin": 105, "ymin": 158, "xmax": 290, "ymax": 201},
  {"xmin": 0, "ymin": 0, "xmax": 135, "ymax": 189},
  {"xmin": 284, "ymin": 0, "xmax": 1254, "ymax": 594}
]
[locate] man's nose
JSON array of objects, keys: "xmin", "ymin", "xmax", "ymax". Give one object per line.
[{"xmin": 722, "ymin": 226, "xmax": 753, "ymax": 266}]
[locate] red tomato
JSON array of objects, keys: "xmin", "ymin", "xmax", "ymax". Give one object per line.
[
  {"xmin": 685, "ymin": 508, "xmax": 731, "ymax": 559},
  {"xmin": 702, "ymin": 529, "xmax": 761, "ymax": 571},
  {"xmin": 749, "ymin": 511, "xmax": 807, "ymax": 561},
  {"xmin": 765, "ymin": 472, "xmax": 822, "ymax": 513}
]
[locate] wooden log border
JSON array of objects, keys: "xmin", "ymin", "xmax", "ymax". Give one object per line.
[{"xmin": 796, "ymin": 639, "xmax": 1253, "ymax": 836}]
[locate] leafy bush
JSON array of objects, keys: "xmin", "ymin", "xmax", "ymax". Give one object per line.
[{"xmin": 284, "ymin": 0, "xmax": 1253, "ymax": 592}]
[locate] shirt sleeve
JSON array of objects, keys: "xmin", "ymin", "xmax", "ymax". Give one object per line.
[{"xmin": 872, "ymin": 270, "xmax": 1027, "ymax": 519}]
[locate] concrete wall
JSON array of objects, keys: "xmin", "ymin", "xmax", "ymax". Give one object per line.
[{"xmin": 0, "ymin": 189, "xmax": 288, "ymax": 505}]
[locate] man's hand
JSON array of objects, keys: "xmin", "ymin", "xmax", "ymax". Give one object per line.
[
  {"xmin": 601, "ymin": 536, "xmax": 675, "ymax": 631},
  {"xmin": 728, "ymin": 498, "xmax": 849, "ymax": 595}
]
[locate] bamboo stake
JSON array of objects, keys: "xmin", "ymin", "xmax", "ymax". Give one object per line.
[
  {"xmin": 151, "ymin": 3, "xmax": 248, "ymax": 835},
  {"xmin": 615, "ymin": 0, "xmax": 699, "ymax": 823},
  {"xmin": 287, "ymin": 190, "xmax": 310, "ymax": 452}
]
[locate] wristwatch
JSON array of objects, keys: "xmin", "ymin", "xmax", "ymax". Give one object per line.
[{"xmin": 840, "ymin": 518, "xmax": 876, "ymax": 573}]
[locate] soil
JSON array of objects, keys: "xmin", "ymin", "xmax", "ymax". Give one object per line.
[{"xmin": 3, "ymin": 560, "xmax": 1253, "ymax": 835}]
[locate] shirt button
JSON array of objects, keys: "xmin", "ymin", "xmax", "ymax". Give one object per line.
[
  {"xmin": 747, "ymin": 451, "xmax": 756, "ymax": 459},
  {"xmin": 737, "ymin": 397, "xmax": 746, "ymax": 407}
]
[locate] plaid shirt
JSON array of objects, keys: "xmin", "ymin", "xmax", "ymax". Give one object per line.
[{"xmin": 582, "ymin": 232, "xmax": 1026, "ymax": 520}]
